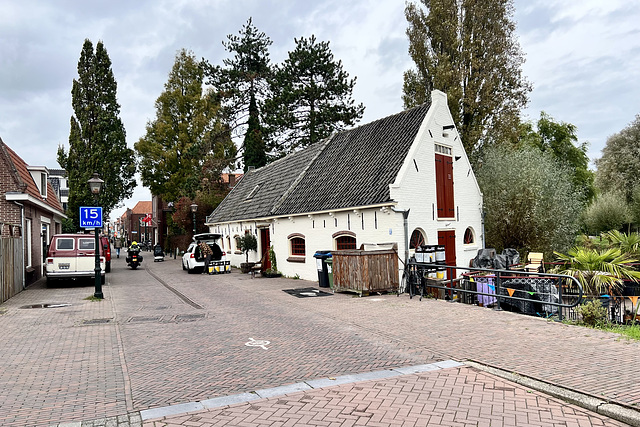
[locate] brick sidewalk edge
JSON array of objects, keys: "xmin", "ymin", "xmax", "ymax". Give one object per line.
[{"xmin": 465, "ymin": 360, "xmax": 640, "ymax": 427}]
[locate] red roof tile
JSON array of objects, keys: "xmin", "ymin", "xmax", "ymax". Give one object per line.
[
  {"xmin": 2, "ymin": 141, "xmax": 63, "ymax": 213},
  {"xmin": 132, "ymin": 201, "xmax": 152, "ymax": 214}
]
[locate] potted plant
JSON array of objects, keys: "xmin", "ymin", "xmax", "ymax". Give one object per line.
[
  {"xmin": 262, "ymin": 246, "xmax": 282, "ymax": 278},
  {"xmin": 238, "ymin": 233, "xmax": 258, "ymax": 273}
]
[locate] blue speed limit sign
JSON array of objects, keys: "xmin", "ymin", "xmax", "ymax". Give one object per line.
[{"xmin": 79, "ymin": 206, "xmax": 103, "ymax": 228}]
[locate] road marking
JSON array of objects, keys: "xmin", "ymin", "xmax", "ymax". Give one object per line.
[{"xmin": 246, "ymin": 337, "xmax": 270, "ymax": 350}]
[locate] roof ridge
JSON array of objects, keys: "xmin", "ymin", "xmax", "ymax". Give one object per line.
[{"xmin": 269, "ymin": 136, "xmax": 333, "ymax": 215}]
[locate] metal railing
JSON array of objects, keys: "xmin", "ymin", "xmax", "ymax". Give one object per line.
[{"xmin": 402, "ymin": 261, "xmax": 584, "ymax": 322}]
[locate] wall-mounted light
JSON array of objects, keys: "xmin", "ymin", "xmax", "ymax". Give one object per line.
[{"xmin": 442, "ymin": 124, "xmax": 455, "ymax": 138}]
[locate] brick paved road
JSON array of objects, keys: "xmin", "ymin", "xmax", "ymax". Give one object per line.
[
  {"xmin": 143, "ymin": 366, "xmax": 627, "ymax": 427},
  {"xmin": 0, "ymin": 254, "xmax": 639, "ymax": 426}
]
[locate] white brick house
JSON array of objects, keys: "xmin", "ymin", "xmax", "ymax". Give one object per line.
[{"xmin": 205, "ymin": 90, "xmax": 484, "ymax": 281}]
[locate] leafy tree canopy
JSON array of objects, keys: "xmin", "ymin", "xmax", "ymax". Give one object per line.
[
  {"xmin": 519, "ymin": 112, "xmax": 595, "ymax": 202},
  {"xmin": 595, "ymin": 114, "xmax": 640, "ymax": 202},
  {"xmin": 135, "ymin": 49, "xmax": 236, "ymax": 203},
  {"xmin": 403, "ymin": 0, "xmax": 531, "ymax": 159},
  {"xmin": 264, "ymin": 35, "xmax": 365, "ymax": 154},
  {"xmin": 476, "ymin": 144, "xmax": 585, "ymax": 257},
  {"xmin": 58, "ymin": 39, "xmax": 136, "ymax": 229}
]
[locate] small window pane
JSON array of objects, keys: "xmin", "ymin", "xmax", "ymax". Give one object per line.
[
  {"xmin": 57, "ymin": 238, "xmax": 74, "ymax": 250},
  {"xmin": 79, "ymin": 239, "xmax": 95, "ymax": 250}
]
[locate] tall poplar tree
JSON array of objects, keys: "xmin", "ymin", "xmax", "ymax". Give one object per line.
[
  {"xmin": 264, "ymin": 35, "xmax": 365, "ymax": 154},
  {"xmin": 202, "ymin": 18, "xmax": 272, "ymax": 171},
  {"xmin": 135, "ymin": 49, "xmax": 235, "ymax": 202},
  {"xmin": 404, "ymin": 0, "xmax": 531, "ymax": 158},
  {"xmin": 58, "ymin": 39, "xmax": 136, "ymax": 229}
]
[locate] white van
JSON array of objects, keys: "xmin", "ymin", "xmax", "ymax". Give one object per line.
[{"xmin": 45, "ymin": 234, "xmax": 105, "ymax": 286}]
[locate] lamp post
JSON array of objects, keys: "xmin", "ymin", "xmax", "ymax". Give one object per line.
[
  {"xmin": 88, "ymin": 173, "xmax": 104, "ymax": 299},
  {"xmin": 190, "ymin": 203, "xmax": 198, "ymax": 235}
]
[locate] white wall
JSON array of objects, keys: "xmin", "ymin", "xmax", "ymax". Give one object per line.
[
  {"xmin": 210, "ymin": 208, "xmax": 404, "ymax": 282},
  {"xmin": 390, "ymin": 90, "xmax": 484, "ymax": 273}
]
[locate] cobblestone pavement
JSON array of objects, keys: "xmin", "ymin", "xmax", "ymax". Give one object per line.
[{"xmin": 0, "ymin": 254, "xmax": 639, "ymax": 426}]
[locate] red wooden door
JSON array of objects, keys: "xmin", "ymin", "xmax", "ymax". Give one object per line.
[
  {"xmin": 435, "ymin": 153, "xmax": 455, "ymax": 218},
  {"xmin": 260, "ymin": 228, "xmax": 271, "ymax": 271},
  {"xmin": 438, "ymin": 230, "xmax": 457, "ymax": 278}
]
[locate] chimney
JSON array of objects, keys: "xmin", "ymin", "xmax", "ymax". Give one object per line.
[
  {"xmin": 228, "ymin": 173, "xmax": 236, "ymax": 187},
  {"xmin": 247, "ymin": 166, "xmax": 255, "ymax": 172}
]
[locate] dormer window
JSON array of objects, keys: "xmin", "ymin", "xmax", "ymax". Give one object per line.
[
  {"xmin": 28, "ymin": 166, "xmax": 49, "ymax": 198},
  {"xmin": 246, "ymin": 185, "xmax": 260, "ymax": 200},
  {"xmin": 40, "ymin": 173, "xmax": 47, "ymax": 198}
]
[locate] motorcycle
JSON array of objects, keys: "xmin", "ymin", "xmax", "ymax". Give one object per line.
[{"xmin": 126, "ymin": 248, "xmax": 143, "ymax": 269}]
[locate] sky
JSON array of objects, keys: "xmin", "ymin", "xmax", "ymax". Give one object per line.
[{"xmin": 1, "ymin": 0, "xmax": 639, "ymax": 220}]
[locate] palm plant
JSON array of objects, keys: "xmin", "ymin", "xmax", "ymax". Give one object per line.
[
  {"xmin": 552, "ymin": 247, "xmax": 640, "ymax": 296},
  {"xmin": 603, "ymin": 230, "xmax": 640, "ymax": 257}
]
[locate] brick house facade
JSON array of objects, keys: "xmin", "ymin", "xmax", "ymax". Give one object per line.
[{"xmin": 1, "ymin": 137, "xmax": 66, "ymax": 284}]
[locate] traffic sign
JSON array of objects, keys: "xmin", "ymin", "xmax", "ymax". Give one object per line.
[{"xmin": 79, "ymin": 206, "xmax": 103, "ymax": 228}]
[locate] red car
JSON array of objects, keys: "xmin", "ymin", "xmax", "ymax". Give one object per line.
[{"xmin": 100, "ymin": 236, "xmax": 111, "ymax": 273}]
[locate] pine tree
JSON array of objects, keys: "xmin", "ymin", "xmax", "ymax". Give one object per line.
[
  {"xmin": 135, "ymin": 49, "xmax": 235, "ymax": 202},
  {"xmin": 202, "ymin": 18, "xmax": 272, "ymax": 170},
  {"xmin": 264, "ymin": 35, "xmax": 365, "ymax": 154},
  {"xmin": 57, "ymin": 39, "xmax": 136, "ymax": 229},
  {"xmin": 404, "ymin": 0, "xmax": 531, "ymax": 158},
  {"xmin": 243, "ymin": 92, "xmax": 267, "ymax": 171}
]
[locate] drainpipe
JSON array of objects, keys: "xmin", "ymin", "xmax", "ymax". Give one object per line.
[
  {"xmin": 391, "ymin": 207, "xmax": 410, "ymax": 263},
  {"xmin": 13, "ymin": 201, "xmax": 26, "ymax": 290}
]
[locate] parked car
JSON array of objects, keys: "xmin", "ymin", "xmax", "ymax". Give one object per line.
[
  {"xmin": 45, "ymin": 234, "xmax": 105, "ymax": 286},
  {"xmin": 182, "ymin": 233, "xmax": 228, "ymax": 274},
  {"xmin": 100, "ymin": 235, "xmax": 111, "ymax": 273}
]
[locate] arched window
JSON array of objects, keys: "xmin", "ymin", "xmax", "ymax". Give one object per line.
[
  {"xmin": 290, "ymin": 237, "xmax": 306, "ymax": 256},
  {"xmin": 336, "ymin": 235, "xmax": 356, "ymax": 250},
  {"xmin": 410, "ymin": 229, "xmax": 426, "ymax": 249},
  {"xmin": 234, "ymin": 235, "xmax": 241, "ymax": 252},
  {"xmin": 464, "ymin": 227, "xmax": 475, "ymax": 245}
]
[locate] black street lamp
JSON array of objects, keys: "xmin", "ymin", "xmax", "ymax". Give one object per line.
[
  {"xmin": 88, "ymin": 173, "xmax": 104, "ymax": 299},
  {"xmin": 190, "ymin": 203, "xmax": 198, "ymax": 235}
]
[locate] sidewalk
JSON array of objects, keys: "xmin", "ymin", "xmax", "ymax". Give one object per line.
[{"xmin": 1, "ymin": 256, "xmax": 639, "ymax": 426}]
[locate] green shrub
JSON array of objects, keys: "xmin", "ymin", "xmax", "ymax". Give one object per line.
[
  {"xmin": 582, "ymin": 191, "xmax": 632, "ymax": 235},
  {"xmin": 575, "ymin": 300, "xmax": 608, "ymax": 327}
]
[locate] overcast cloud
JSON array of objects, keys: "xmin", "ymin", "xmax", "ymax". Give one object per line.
[{"xmin": 1, "ymin": 0, "xmax": 639, "ymax": 218}]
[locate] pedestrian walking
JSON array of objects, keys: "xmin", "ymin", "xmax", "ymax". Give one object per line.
[{"xmin": 114, "ymin": 238, "xmax": 122, "ymax": 258}]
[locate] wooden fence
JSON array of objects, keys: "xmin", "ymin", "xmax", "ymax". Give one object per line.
[{"xmin": 0, "ymin": 237, "xmax": 24, "ymax": 304}]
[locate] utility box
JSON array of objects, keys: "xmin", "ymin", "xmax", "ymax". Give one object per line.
[{"xmin": 332, "ymin": 243, "xmax": 399, "ymax": 297}]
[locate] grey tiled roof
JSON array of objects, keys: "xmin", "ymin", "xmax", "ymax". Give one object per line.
[{"xmin": 207, "ymin": 103, "xmax": 430, "ymax": 223}]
